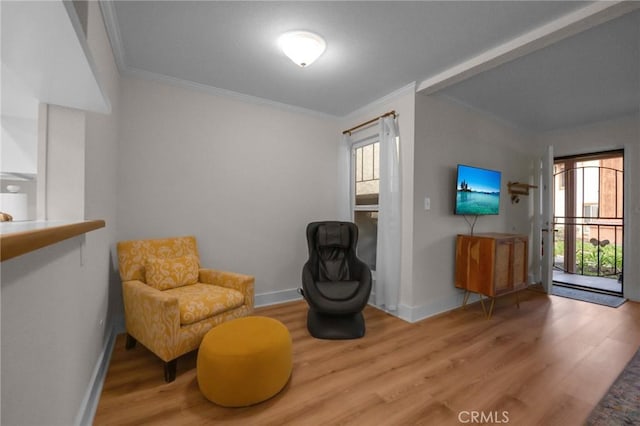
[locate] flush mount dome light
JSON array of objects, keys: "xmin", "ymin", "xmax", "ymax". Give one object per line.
[{"xmin": 278, "ymin": 31, "xmax": 326, "ymax": 67}]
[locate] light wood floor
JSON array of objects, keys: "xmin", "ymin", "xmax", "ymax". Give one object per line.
[{"xmin": 94, "ymin": 290, "xmax": 640, "ymax": 425}]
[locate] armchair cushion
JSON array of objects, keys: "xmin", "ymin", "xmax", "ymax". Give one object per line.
[
  {"xmin": 118, "ymin": 236, "xmax": 199, "ymax": 282},
  {"xmin": 145, "ymin": 255, "xmax": 199, "ymax": 290},
  {"xmin": 164, "ymin": 283, "xmax": 245, "ymax": 325}
]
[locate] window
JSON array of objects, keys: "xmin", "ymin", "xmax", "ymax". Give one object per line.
[
  {"xmin": 583, "ymin": 204, "xmax": 599, "ymax": 219},
  {"xmin": 352, "ymin": 138, "xmax": 379, "ymax": 271},
  {"xmin": 554, "ymin": 163, "xmax": 565, "ymax": 190}
]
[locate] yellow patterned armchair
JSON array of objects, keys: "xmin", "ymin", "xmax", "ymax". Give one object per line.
[{"xmin": 117, "ymin": 236, "xmax": 254, "ymax": 382}]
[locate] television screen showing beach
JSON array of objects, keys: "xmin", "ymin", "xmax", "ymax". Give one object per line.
[{"xmin": 455, "ymin": 165, "xmax": 501, "ymax": 215}]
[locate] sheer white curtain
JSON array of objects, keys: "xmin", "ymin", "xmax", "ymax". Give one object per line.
[
  {"xmin": 376, "ymin": 116, "xmax": 401, "ymax": 311},
  {"xmin": 337, "ymin": 133, "xmax": 352, "ymax": 221}
]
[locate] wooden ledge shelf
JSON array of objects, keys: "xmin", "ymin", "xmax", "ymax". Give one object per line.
[{"xmin": 0, "ymin": 220, "xmax": 105, "ymax": 262}]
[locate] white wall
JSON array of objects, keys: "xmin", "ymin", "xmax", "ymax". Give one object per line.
[
  {"xmin": 84, "ymin": 0, "xmax": 122, "ymax": 339},
  {"xmin": 339, "ymin": 84, "xmax": 416, "ymax": 312},
  {"xmin": 1, "ymin": 66, "xmax": 39, "ymax": 220},
  {"xmin": 0, "ymin": 115, "xmax": 38, "ymax": 174},
  {"xmin": 534, "ymin": 113, "xmax": 640, "ymax": 300},
  {"xmin": 117, "ymin": 76, "xmax": 339, "ymax": 299},
  {"xmin": 0, "ymin": 2, "xmax": 120, "ymax": 425},
  {"xmin": 45, "ymin": 105, "xmax": 86, "ymax": 220},
  {"xmin": 1, "ymin": 237, "xmax": 98, "ymax": 425},
  {"xmin": 410, "ymin": 94, "xmax": 535, "ymax": 319},
  {"xmin": 0, "ymin": 65, "xmax": 39, "ymax": 175},
  {"xmin": 0, "ymin": 179, "xmax": 35, "ymax": 219}
]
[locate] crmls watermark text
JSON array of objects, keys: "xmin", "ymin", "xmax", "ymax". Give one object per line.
[{"xmin": 458, "ymin": 411, "xmax": 510, "ymax": 424}]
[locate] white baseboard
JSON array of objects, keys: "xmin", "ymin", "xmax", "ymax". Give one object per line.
[
  {"xmin": 397, "ymin": 291, "xmax": 478, "ymax": 323},
  {"xmin": 74, "ymin": 324, "xmax": 118, "ymax": 426},
  {"xmin": 255, "ymin": 288, "xmax": 303, "ymax": 307},
  {"xmin": 257, "ymin": 286, "xmax": 472, "ymax": 325}
]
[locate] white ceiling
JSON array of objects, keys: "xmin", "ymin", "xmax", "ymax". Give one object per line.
[
  {"xmin": 440, "ymin": 9, "xmax": 640, "ymax": 131},
  {"xmin": 103, "ymin": 1, "xmax": 639, "ymax": 130}
]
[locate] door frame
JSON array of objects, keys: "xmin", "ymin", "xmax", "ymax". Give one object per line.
[
  {"xmin": 536, "ymin": 145, "xmax": 554, "ymax": 293},
  {"xmin": 552, "ymin": 149, "xmax": 624, "ymax": 295}
]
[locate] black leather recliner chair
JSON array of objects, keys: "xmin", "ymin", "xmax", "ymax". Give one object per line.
[{"xmin": 301, "ymin": 221, "xmax": 372, "ymax": 339}]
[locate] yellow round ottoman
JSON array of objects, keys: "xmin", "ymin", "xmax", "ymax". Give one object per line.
[{"xmin": 197, "ymin": 316, "xmax": 292, "ymax": 407}]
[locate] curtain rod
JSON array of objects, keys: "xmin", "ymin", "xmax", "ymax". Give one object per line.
[{"xmin": 342, "ymin": 110, "xmax": 397, "ymax": 135}]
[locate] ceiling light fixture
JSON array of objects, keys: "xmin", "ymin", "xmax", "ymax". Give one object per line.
[{"xmin": 278, "ymin": 31, "xmax": 326, "ymax": 68}]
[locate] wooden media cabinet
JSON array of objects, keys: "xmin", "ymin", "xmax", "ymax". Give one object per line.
[{"xmin": 455, "ymin": 233, "xmax": 528, "ymax": 318}]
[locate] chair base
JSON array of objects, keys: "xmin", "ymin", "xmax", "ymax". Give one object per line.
[{"xmin": 306, "ymin": 309, "xmax": 365, "ymax": 340}]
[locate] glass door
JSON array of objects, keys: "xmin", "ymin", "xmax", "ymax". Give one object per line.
[{"xmin": 553, "ymin": 150, "xmax": 623, "ymax": 295}]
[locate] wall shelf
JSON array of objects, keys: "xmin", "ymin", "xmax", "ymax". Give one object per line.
[
  {"xmin": 0, "ymin": 220, "xmax": 105, "ymax": 262},
  {"xmin": 508, "ymin": 181, "xmax": 538, "ymax": 203}
]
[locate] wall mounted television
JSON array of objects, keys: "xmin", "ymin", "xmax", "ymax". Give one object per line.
[{"xmin": 455, "ymin": 164, "xmax": 501, "ymax": 215}]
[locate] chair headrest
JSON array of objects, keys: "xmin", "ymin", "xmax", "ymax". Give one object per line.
[{"xmin": 317, "ymin": 223, "xmax": 350, "ymax": 248}]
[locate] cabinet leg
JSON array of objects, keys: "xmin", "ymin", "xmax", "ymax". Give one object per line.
[
  {"xmin": 479, "ymin": 294, "xmax": 487, "ymax": 316},
  {"xmin": 463, "ymin": 291, "xmax": 499, "ymax": 319},
  {"xmin": 462, "ymin": 291, "xmax": 470, "ymax": 308},
  {"xmin": 487, "ymin": 298, "xmax": 496, "ymax": 319}
]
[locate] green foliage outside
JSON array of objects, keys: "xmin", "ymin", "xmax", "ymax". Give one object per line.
[{"xmin": 554, "ymin": 240, "xmax": 622, "ymax": 277}]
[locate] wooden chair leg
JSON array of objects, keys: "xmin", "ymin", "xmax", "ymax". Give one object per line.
[
  {"xmin": 125, "ymin": 333, "xmax": 137, "ymax": 350},
  {"xmin": 164, "ymin": 359, "xmax": 177, "ymax": 383}
]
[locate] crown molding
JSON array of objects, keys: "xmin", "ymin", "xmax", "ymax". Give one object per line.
[
  {"xmin": 122, "ymin": 66, "xmax": 339, "ymax": 120},
  {"xmin": 343, "ymin": 82, "xmax": 416, "ymax": 122},
  {"xmin": 437, "ymin": 93, "xmax": 532, "ymax": 134},
  {"xmin": 100, "ymin": 1, "xmax": 338, "ymax": 120},
  {"xmin": 98, "ymin": 1, "xmax": 126, "ymax": 72}
]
